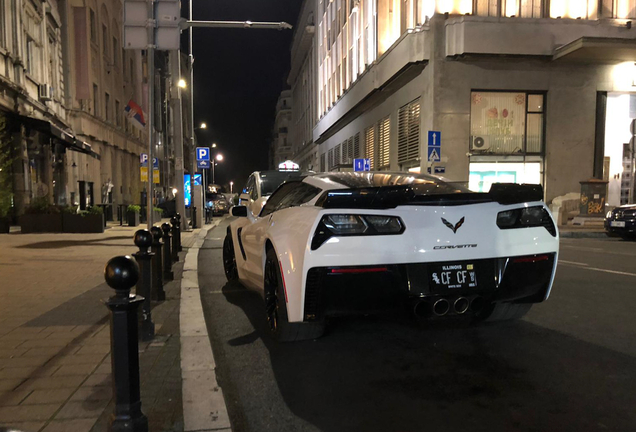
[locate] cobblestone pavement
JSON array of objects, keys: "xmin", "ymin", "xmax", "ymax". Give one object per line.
[{"xmin": 0, "ymin": 222, "xmax": 203, "ymax": 432}]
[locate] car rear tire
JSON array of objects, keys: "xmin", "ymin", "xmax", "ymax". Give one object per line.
[
  {"xmin": 223, "ymin": 232, "xmax": 239, "ymax": 282},
  {"xmin": 480, "ymin": 302, "xmax": 532, "ymax": 322},
  {"xmin": 264, "ymin": 248, "xmax": 325, "ymax": 342}
]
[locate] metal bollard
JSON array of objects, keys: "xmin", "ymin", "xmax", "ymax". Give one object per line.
[
  {"xmin": 104, "ymin": 255, "xmax": 149, "ymax": 432},
  {"xmin": 170, "ymin": 217, "xmax": 179, "ymax": 262},
  {"xmin": 150, "ymin": 226, "xmax": 165, "ymax": 302},
  {"xmin": 132, "ymin": 230, "xmax": 155, "ymax": 342},
  {"xmin": 175, "ymin": 213, "xmax": 182, "ymax": 251},
  {"xmin": 161, "ymin": 223, "xmax": 174, "ymax": 281}
]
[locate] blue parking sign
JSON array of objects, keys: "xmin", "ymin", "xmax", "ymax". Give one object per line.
[
  {"xmin": 196, "ymin": 147, "xmax": 210, "ymax": 161},
  {"xmin": 354, "ymin": 158, "xmax": 371, "ymax": 172}
]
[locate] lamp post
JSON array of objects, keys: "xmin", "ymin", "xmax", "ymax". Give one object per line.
[
  {"xmin": 212, "ymin": 153, "xmax": 223, "ymax": 185},
  {"xmin": 230, "ymin": 181, "xmax": 233, "ymax": 194}
]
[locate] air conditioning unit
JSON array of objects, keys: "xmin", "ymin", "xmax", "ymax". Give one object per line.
[
  {"xmin": 38, "ymin": 84, "xmax": 53, "ymax": 101},
  {"xmin": 472, "ymin": 136, "xmax": 489, "ymax": 151}
]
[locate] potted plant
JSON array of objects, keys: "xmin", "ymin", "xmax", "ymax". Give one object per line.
[
  {"xmin": 0, "ymin": 113, "xmax": 13, "ymax": 234},
  {"xmin": 154, "ymin": 206, "xmax": 163, "ymax": 222},
  {"xmin": 127, "ymin": 204, "xmax": 141, "ymax": 227},
  {"xmin": 62, "ymin": 205, "xmax": 104, "ymax": 233},
  {"xmin": 20, "ymin": 198, "xmax": 63, "ymax": 233}
]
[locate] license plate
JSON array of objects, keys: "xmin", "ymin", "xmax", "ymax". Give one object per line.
[
  {"xmin": 430, "ymin": 263, "xmax": 478, "ymax": 290},
  {"xmin": 611, "ymin": 221, "xmax": 626, "ymax": 227}
]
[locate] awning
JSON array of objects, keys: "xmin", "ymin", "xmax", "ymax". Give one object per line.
[
  {"xmin": 553, "ymin": 37, "xmax": 636, "ymax": 63},
  {"xmin": 18, "ymin": 115, "xmax": 101, "ymax": 160}
]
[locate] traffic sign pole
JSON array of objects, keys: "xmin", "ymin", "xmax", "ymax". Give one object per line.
[{"xmin": 146, "ymin": 0, "xmax": 155, "ymax": 231}]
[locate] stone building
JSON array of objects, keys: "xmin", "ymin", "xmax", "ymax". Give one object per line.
[{"xmin": 270, "ymin": 89, "xmax": 293, "ymax": 169}]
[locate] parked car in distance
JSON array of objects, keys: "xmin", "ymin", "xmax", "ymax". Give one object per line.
[
  {"xmin": 207, "ymin": 193, "xmax": 230, "ymax": 216},
  {"xmin": 238, "ymin": 170, "xmax": 308, "ymax": 217},
  {"xmin": 605, "ymin": 204, "xmax": 636, "ymax": 240}
]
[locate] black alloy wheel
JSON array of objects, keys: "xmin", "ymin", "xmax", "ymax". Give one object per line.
[{"xmin": 223, "ymin": 232, "xmax": 239, "ymax": 282}]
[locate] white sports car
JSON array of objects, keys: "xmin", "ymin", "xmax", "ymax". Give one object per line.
[{"xmin": 223, "ymin": 172, "xmax": 559, "ymax": 342}]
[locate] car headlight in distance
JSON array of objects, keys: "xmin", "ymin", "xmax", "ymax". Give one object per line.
[
  {"xmin": 312, "ymin": 214, "xmax": 405, "ymax": 249},
  {"xmin": 497, "ymin": 206, "xmax": 556, "ymax": 236}
]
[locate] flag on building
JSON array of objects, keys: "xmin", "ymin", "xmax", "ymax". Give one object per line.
[{"xmin": 124, "ymin": 99, "xmax": 146, "ymax": 130}]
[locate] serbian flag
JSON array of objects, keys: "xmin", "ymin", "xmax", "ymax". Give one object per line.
[{"xmin": 124, "ymin": 99, "xmax": 146, "ymax": 130}]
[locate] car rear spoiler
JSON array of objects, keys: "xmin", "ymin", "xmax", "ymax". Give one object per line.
[{"xmin": 317, "ymin": 183, "xmax": 544, "ymax": 209}]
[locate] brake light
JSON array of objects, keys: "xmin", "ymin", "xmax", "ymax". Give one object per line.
[
  {"xmin": 512, "ymin": 255, "xmax": 550, "ymax": 264},
  {"xmin": 497, "ymin": 206, "xmax": 556, "ymax": 236},
  {"xmin": 311, "ymin": 214, "xmax": 405, "ymax": 250}
]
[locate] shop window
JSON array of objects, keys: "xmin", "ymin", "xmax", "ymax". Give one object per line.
[
  {"xmin": 470, "ymin": 92, "xmax": 545, "ymax": 155},
  {"xmin": 469, "ymin": 162, "xmax": 542, "ymax": 192}
]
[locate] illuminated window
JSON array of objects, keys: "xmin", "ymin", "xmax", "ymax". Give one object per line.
[
  {"xmin": 377, "ymin": 116, "xmax": 391, "ymax": 169},
  {"xmin": 364, "ymin": 125, "xmax": 376, "ymax": 169},
  {"xmin": 398, "ymin": 98, "xmax": 421, "ymax": 165},
  {"xmin": 470, "ymin": 91, "xmax": 545, "ymax": 155}
]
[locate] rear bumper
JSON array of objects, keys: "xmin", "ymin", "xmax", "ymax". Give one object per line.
[{"xmin": 302, "ymin": 253, "xmax": 556, "ymax": 321}]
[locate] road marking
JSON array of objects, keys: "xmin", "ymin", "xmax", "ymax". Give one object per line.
[
  {"xmin": 560, "ymin": 245, "xmax": 635, "ymax": 256},
  {"xmin": 559, "ymin": 260, "xmax": 588, "ymax": 266},
  {"xmin": 559, "ymin": 261, "xmax": 636, "ymax": 277}
]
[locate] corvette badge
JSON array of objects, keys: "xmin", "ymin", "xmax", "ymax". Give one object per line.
[{"xmin": 441, "ymin": 217, "xmax": 465, "ymax": 234}]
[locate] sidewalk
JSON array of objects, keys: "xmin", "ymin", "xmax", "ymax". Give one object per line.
[{"xmin": 0, "ymin": 221, "xmax": 210, "ymax": 432}]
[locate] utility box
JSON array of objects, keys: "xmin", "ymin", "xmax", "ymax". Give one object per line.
[{"xmin": 579, "ymin": 179, "xmax": 608, "ymax": 217}]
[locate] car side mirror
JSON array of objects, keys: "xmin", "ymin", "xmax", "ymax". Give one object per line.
[
  {"xmin": 232, "ymin": 206, "xmax": 248, "ymax": 217},
  {"xmin": 239, "ymin": 193, "xmax": 250, "ymax": 203}
]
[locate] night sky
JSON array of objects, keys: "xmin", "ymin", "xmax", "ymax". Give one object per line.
[{"xmin": 186, "ymin": 0, "xmax": 302, "ymax": 191}]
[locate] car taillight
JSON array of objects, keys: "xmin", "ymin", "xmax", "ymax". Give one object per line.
[
  {"xmin": 311, "ymin": 214, "xmax": 405, "ymax": 250},
  {"xmin": 497, "ymin": 206, "xmax": 556, "ymax": 236}
]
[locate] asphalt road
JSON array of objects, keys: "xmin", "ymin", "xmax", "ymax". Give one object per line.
[{"xmin": 199, "ymin": 219, "xmax": 636, "ymax": 432}]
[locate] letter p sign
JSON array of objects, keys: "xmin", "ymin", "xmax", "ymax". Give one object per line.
[{"xmin": 196, "ymin": 147, "xmax": 210, "ymax": 161}]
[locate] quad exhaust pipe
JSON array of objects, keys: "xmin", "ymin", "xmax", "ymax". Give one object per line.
[
  {"xmin": 433, "ymin": 299, "xmax": 450, "ymax": 316},
  {"xmin": 453, "ymin": 297, "xmax": 469, "ymax": 314}
]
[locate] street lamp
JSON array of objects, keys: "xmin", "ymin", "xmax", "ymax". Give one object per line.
[
  {"xmin": 212, "ymin": 153, "xmax": 223, "ymax": 184},
  {"xmin": 212, "ymin": 143, "xmax": 217, "ymax": 148},
  {"xmin": 178, "ymin": 79, "xmax": 187, "ymax": 88},
  {"xmin": 230, "ymin": 181, "xmax": 233, "ymax": 194},
  {"xmin": 195, "ymin": 122, "xmax": 207, "ymax": 130}
]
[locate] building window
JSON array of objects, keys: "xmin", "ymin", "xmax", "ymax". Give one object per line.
[
  {"xmin": 26, "ymin": 37, "xmax": 35, "ymax": 74},
  {"xmin": 113, "ymin": 37, "xmax": 119, "ymax": 66},
  {"xmin": 470, "ymin": 91, "xmax": 544, "ymax": 155},
  {"xmin": 320, "ymin": 153, "xmax": 326, "ymax": 171},
  {"xmin": 115, "ymin": 100, "xmax": 121, "ymax": 126},
  {"xmin": 105, "ymin": 92, "xmax": 110, "ymax": 122},
  {"xmin": 377, "ymin": 116, "xmax": 391, "ymax": 170},
  {"xmin": 328, "ymin": 148, "xmax": 334, "ymax": 170},
  {"xmin": 364, "ymin": 125, "xmax": 376, "ymax": 170},
  {"xmin": 469, "ymin": 91, "xmax": 546, "ymax": 192},
  {"xmin": 90, "ymin": 9, "xmax": 97, "ymax": 43},
  {"xmin": 398, "ymin": 98, "xmax": 421, "ymax": 166},
  {"xmin": 93, "ymin": 84, "xmax": 99, "ymax": 115},
  {"xmin": 0, "ymin": 0, "xmax": 6, "ymax": 49},
  {"xmin": 102, "ymin": 24, "xmax": 108, "ymax": 57}
]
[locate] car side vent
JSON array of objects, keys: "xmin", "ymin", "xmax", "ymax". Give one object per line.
[{"xmin": 304, "ymin": 268, "xmax": 324, "ymax": 321}]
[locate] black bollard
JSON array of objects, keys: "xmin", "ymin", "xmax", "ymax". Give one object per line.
[
  {"xmin": 150, "ymin": 226, "xmax": 165, "ymax": 302},
  {"xmin": 170, "ymin": 217, "xmax": 179, "ymax": 262},
  {"xmin": 161, "ymin": 223, "xmax": 174, "ymax": 281},
  {"xmin": 132, "ymin": 230, "xmax": 155, "ymax": 341},
  {"xmin": 192, "ymin": 207, "xmax": 197, "ymax": 229},
  {"xmin": 175, "ymin": 213, "xmax": 182, "ymax": 251},
  {"xmin": 104, "ymin": 255, "xmax": 149, "ymax": 432}
]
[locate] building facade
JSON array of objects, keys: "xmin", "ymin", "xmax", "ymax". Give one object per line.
[
  {"xmin": 309, "ymin": 0, "xmax": 636, "ymax": 205},
  {"xmin": 289, "ymin": 0, "xmax": 319, "ymax": 171},
  {"xmin": 270, "ymin": 89, "xmax": 293, "ymax": 169},
  {"xmin": 0, "ymin": 0, "xmax": 190, "ymax": 221}
]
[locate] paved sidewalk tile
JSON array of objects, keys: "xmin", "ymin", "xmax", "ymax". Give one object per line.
[{"xmin": 0, "ymin": 224, "xmax": 203, "ymax": 431}]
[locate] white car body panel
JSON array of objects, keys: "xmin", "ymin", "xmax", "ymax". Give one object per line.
[{"xmin": 228, "ymin": 173, "xmax": 559, "ymax": 323}]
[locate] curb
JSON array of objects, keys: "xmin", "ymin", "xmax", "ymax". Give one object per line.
[
  {"xmin": 559, "ymin": 230, "xmax": 608, "ymax": 239},
  {"xmin": 180, "ymin": 219, "xmax": 232, "ymax": 432}
]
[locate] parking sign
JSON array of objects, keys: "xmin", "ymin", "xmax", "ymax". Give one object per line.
[{"xmin": 196, "ymin": 147, "xmax": 210, "ymax": 161}]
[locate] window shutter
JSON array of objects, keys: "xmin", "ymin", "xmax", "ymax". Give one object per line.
[
  {"xmin": 377, "ymin": 116, "xmax": 390, "ymax": 169},
  {"xmin": 328, "ymin": 148, "xmax": 334, "ymax": 170},
  {"xmin": 320, "ymin": 153, "xmax": 326, "ymax": 172},
  {"xmin": 398, "ymin": 98, "xmax": 421, "ymax": 165},
  {"xmin": 364, "ymin": 126, "xmax": 375, "ymax": 169},
  {"xmin": 354, "ymin": 133, "xmax": 360, "ymax": 158}
]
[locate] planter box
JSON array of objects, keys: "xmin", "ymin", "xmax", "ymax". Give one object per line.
[
  {"xmin": 62, "ymin": 214, "xmax": 105, "ymax": 233},
  {"xmin": 20, "ymin": 213, "xmax": 63, "ymax": 233},
  {"xmin": 0, "ymin": 218, "xmax": 9, "ymax": 234},
  {"xmin": 128, "ymin": 211, "xmax": 140, "ymax": 227}
]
